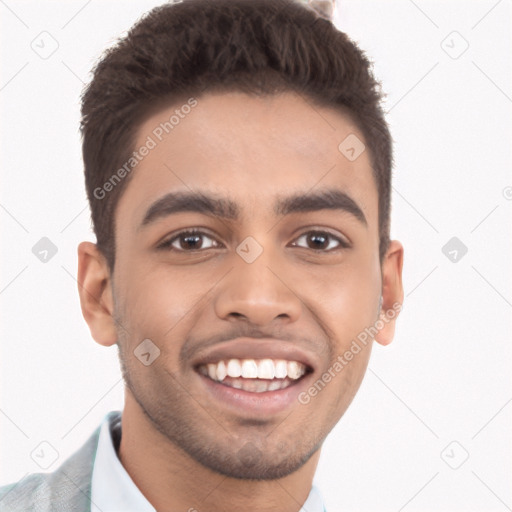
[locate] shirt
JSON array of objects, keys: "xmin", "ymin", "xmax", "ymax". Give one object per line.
[{"xmin": 91, "ymin": 412, "xmax": 327, "ymax": 511}]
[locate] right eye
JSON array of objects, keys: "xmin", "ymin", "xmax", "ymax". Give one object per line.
[{"xmin": 157, "ymin": 229, "xmax": 223, "ymax": 252}]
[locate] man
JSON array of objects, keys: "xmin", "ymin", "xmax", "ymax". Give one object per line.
[{"xmin": 0, "ymin": 0, "xmax": 403, "ymax": 510}]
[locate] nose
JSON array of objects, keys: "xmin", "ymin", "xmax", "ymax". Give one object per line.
[{"xmin": 213, "ymin": 243, "xmax": 302, "ymax": 327}]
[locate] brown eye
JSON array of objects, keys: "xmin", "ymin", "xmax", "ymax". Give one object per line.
[
  {"xmin": 292, "ymin": 230, "xmax": 348, "ymax": 251},
  {"xmin": 158, "ymin": 230, "xmax": 220, "ymax": 251}
]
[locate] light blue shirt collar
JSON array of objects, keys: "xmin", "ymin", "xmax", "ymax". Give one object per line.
[{"xmin": 91, "ymin": 411, "xmax": 327, "ymax": 512}]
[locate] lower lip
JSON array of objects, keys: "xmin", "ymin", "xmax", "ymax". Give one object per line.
[{"xmin": 196, "ymin": 371, "xmax": 312, "ymax": 417}]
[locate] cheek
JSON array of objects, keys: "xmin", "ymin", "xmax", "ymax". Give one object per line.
[
  {"xmin": 300, "ymin": 333, "xmax": 372, "ymax": 428},
  {"xmin": 304, "ymin": 254, "xmax": 381, "ymax": 336},
  {"xmin": 115, "ymin": 263, "xmax": 212, "ymax": 343}
]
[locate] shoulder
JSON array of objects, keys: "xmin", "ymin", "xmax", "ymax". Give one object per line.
[
  {"xmin": 0, "ymin": 472, "xmax": 54, "ymax": 512},
  {"xmin": 0, "ymin": 411, "xmax": 121, "ymax": 512}
]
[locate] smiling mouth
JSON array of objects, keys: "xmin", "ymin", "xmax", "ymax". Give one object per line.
[{"xmin": 196, "ymin": 358, "xmax": 312, "ymax": 393}]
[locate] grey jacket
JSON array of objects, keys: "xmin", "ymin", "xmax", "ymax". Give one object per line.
[
  {"xmin": 1, "ymin": 411, "xmax": 327, "ymax": 512},
  {"xmin": 0, "ymin": 410, "xmax": 122, "ymax": 512}
]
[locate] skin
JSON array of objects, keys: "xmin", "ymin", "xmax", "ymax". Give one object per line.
[{"xmin": 77, "ymin": 90, "xmax": 404, "ymax": 512}]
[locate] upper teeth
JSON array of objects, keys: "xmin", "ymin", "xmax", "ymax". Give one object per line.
[{"xmin": 199, "ymin": 359, "xmax": 307, "ymax": 382}]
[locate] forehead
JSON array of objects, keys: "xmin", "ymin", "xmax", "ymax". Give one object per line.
[{"xmin": 115, "ymin": 91, "xmax": 377, "ymax": 228}]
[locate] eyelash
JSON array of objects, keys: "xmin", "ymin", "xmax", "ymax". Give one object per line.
[{"xmin": 156, "ymin": 228, "xmax": 350, "ymax": 253}]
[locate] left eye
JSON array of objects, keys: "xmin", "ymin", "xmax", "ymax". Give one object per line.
[{"xmin": 291, "ymin": 230, "xmax": 348, "ymax": 251}]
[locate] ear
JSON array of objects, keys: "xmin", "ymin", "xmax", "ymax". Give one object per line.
[
  {"xmin": 77, "ymin": 241, "xmax": 118, "ymax": 347},
  {"xmin": 374, "ymin": 240, "xmax": 404, "ymax": 346}
]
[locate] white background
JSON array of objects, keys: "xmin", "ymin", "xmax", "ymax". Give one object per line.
[{"xmin": 1, "ymin": 1, "xmax": 511, "ymax": 510}]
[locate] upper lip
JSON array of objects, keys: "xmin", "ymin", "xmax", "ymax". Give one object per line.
[{"xmin": 190, "ymin": 338, "xmax": 319, "ymax": 373}]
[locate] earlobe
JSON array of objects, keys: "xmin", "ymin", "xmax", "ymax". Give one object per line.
[
  {"xmin": 374, "ymin": 240, "xmax": 404, "ymax": 346},
  {"xmin": 77, "ymin": 241, "xmax": 118, "ymax": 347}
]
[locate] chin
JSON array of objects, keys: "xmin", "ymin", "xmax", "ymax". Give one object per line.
[{"xmin": 199, "ymin": 453, "xmax": 314, "ymax": 481}]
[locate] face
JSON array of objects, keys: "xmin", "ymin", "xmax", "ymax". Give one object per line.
[{"xmin": 80, "ymin": 90, "xmax": 403, "ymax": 480}]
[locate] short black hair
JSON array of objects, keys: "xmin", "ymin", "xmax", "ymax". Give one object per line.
[{"xmin": 80, "ymin": 0, "xmax": 393, "ymax": 272}]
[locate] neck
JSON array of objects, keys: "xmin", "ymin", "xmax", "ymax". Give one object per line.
[{"xmin": 117, "ymin": 393, "xmax": 321, "ymax": 512}]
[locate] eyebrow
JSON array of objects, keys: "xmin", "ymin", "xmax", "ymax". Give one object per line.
[{"xmin": 139, "ymin": 188, "xmax": 367, "ymax": 230}]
